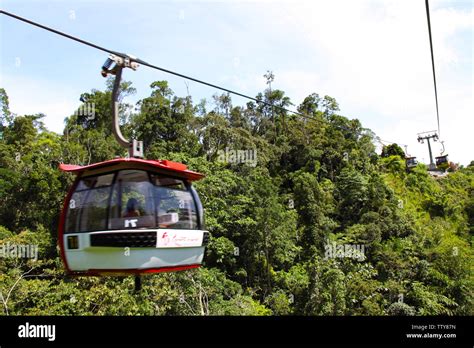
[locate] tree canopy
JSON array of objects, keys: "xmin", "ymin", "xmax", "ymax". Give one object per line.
[{"xmin": 0, "ymin": 80, "xmax": 472, "ymax": 316}]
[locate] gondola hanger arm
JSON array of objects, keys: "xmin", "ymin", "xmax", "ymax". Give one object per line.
[{"xmin": 101, "ymin": 54, "xmax": 143, "ymax": 158}]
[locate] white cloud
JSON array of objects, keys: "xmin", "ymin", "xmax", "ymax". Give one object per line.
[
  {"xmin": 2, "ymin": 74, "xmax": 78, "ymax": 133},
  {"xmin": 431, "ymin": 5, "xmax": 473, "ymax": 67},
  {"xmin": 274, "ymin": 70, "xmax": 323, "ymax": 104},
  {"xmin": 236, "ymin": 0, "xmax": 473, "ymax": 165}
]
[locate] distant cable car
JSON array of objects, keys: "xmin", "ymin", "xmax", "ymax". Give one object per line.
[
  {"xmin": 405, "ymin": 156, "xmax": 418, "ymax": 169},
  {"xmin": 435, "ymin": 140, "xmax": 449, "ymax": 170},
  {"xmin": 435, "ymin": 154, "xmax": 449, "ymax": 167},
  {"xmin": 58, "ymin": 54, "xmax": 209, "ymax": 276},
  {"xmin": 58, "ymin": 158, "xmax": 208, "ymax": 275}
]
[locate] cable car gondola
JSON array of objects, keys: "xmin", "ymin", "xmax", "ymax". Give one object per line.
[
  {"xmin": 58, "ymin": 54, "xmax": 209, "ymax": 275},
  {"xmin": 405, "ymin": 156, "xmax": 418, "ymax": 170},
  {"xmin": 435, "ymin": 141, "xmax": 449, "ymax": 169},
  {"xmin": 435, "ymin": 154, "xmax": 448, "ymax": 167},
  {"xmin": 58, "ymin": 158, "xmax": 208, "ymax": 275}
]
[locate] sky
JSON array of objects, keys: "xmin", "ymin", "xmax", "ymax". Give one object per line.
[{"xmin": 0, "ymin": 0, "xmax": 473, "ymax": 165}]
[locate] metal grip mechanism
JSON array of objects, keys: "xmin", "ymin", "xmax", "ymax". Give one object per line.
[
  {"xmin": 101, "ymin": 54, "xmax": 139, "ymax": 77},
  {"xmin": 101, "ymin": 54, "xmax": 143, "ymax": 158}
]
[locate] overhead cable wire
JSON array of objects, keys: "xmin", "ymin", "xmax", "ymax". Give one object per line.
[
  {"xmin": 1, "ymin": 9, "xmax": 381, "ymax": 141},
  {"xmin": 425, "ymin": 0, "xmax": 441, "ymax": 137},
  {"xmin": 378, "ymin": 138, "xmax": 408, "ymax": 147},
  {"xmin": 0, "ymin": 10, "xmax": 317, "ymax": 121}
]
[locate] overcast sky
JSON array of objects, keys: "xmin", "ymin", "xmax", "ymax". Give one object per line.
[{"xmin": 1, "ymin": 0, "xmax": 472, "ymax": 165}]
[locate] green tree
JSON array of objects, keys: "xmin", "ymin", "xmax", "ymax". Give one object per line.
[{"xmin": 381, "ymin": 143, "xmax": 405, "ymax": 158}]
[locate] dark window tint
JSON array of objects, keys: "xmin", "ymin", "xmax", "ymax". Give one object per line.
[
  {"xmin": 75, "ymin": 173, "xmax": 114, "ymax": 191},
  {"xmin": 65, "ymin": 175, "xmax": 113, "ymax": 233},
  {"xmin": 108, "ymin": 170, "xmax": 156, "ymax": 230},
  {"xmin": 65, "ymin": 170, "xmax": 201, "ymax": 233},
  {"xmin": 79, "ymin": 187, "xmax": 110, "ymax": 231},
  {"xmin": 152, "ymin": 175, "xmax": 198, "ymax": 229}
]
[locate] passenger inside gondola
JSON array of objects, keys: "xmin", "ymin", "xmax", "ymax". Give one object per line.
[{"xmin": 124, "ymin": 198, "xmax": 141, "ymax": 218}]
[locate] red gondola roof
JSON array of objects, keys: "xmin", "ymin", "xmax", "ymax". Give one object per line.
[{"xmin": 59, "ymin": 157, "xmax": 204, "ymax": 181}]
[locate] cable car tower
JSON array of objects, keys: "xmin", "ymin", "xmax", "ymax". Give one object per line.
[{"xmin": 417, "ymin": 131, "xmax": 438, "ymax": 170}]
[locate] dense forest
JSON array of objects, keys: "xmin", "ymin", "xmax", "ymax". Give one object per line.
[{"xmin": 0, "ymin": 80, "xmax": 472, "ymax": 316}]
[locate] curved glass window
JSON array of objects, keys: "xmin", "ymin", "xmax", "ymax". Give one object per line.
[
  {"xmin": 65, "ymin": 174, "xmax": 114, "ymax": 233},
  {"xmin": 65, "ymin": 170, "xmax": 200, "ymax": 233},
  {"xmin": 151, "ymin": 175, "xmax": 198, "ymax": 229}
]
